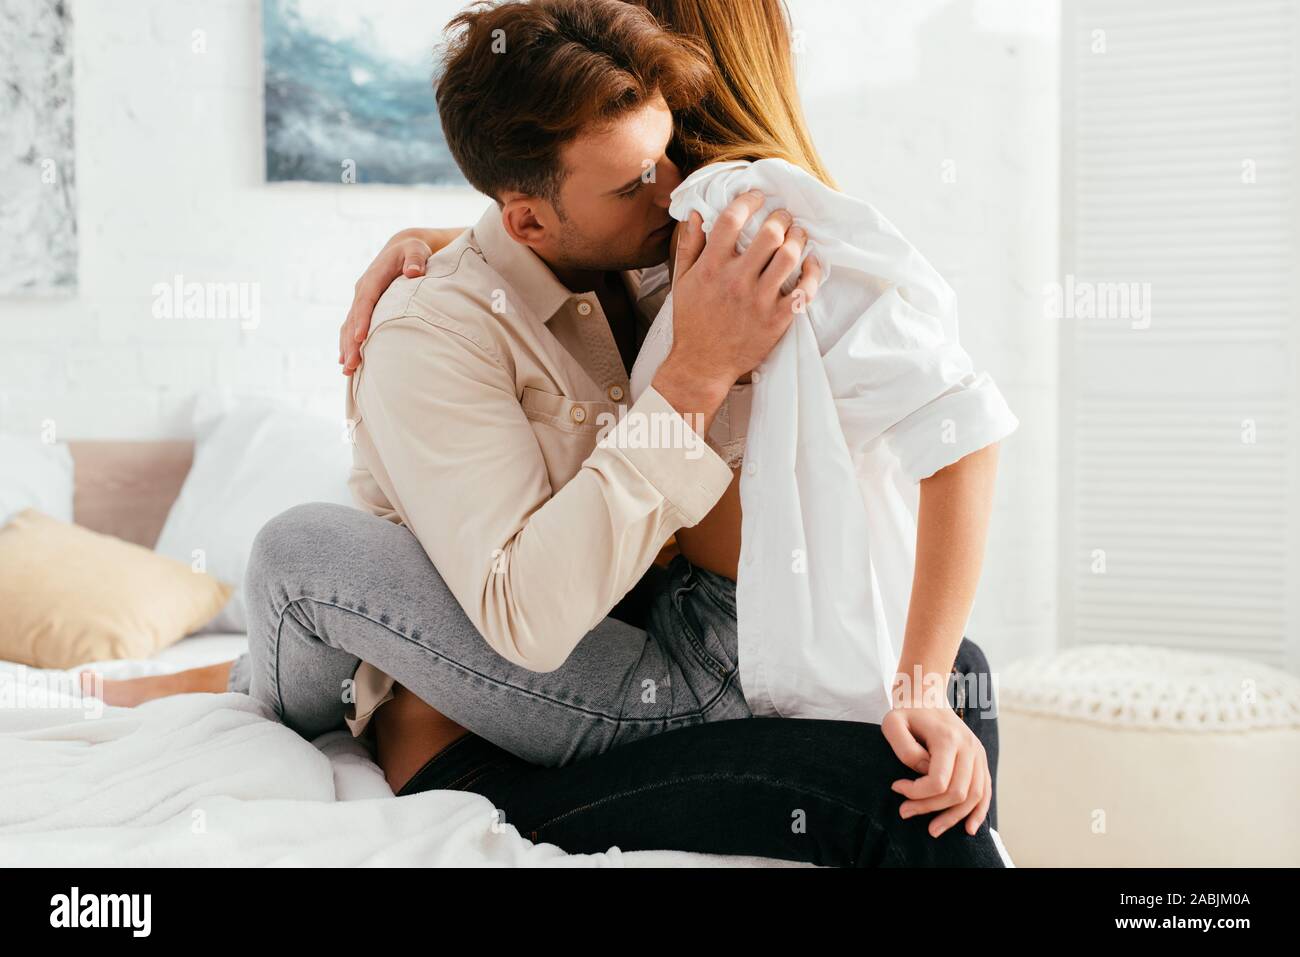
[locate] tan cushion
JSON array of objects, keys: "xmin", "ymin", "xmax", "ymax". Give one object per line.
[
  {"xmin": 0, "ymin": 509, "xmax": 234, "ymax": 668},
  {"xmin": 996, "ymin": 645, "xmax": 1300, "ymax": 867}
]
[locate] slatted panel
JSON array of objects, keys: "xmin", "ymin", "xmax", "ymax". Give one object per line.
[{"xmin": 1060, "ymin": 0, "xmax": 1298, "ymax": 671}]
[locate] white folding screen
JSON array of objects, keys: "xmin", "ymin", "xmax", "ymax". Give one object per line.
[{"xmin": 1060, "ymin": 0, "xmax": 1299, "ymax": 670}]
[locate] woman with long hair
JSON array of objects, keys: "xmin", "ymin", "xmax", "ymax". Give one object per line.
[
  {"xmin": 342, "ymin": 0, "xmax": 1013, "ymax": 835},
  {"xmin": 109, "ymin": 0, "xmax": 1012, "ymax": 867}
]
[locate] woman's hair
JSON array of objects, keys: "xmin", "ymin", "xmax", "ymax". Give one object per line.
[{"xmin": 634, "ymin": 0, "xmax": 838, "ymax": 189}]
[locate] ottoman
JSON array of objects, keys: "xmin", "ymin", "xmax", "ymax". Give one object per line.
[{"xmin": 995, "ymin": 643, "xmax": 1300, "ymax": 866}]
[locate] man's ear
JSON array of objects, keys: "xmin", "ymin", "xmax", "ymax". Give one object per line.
[{"xmin": 500, "ymin": 195, "xmax": 552, "ymax": 247}]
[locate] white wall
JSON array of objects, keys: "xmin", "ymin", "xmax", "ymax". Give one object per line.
[
  {"xmin": 0, "ymin": 0, "xmax": 493, "ymax": 435},
  {"xmin": 0, "ymin": 0, "xmax": 1060, "ymax": 664},
  {"xmin": 794, "ymin": 0, "xmax": 1061, "ymax": 664}
]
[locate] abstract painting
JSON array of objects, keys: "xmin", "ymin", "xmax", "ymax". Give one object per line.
[
  {"xmin": 263, "ymin": 0, "xmax": 467, "ymax": 186},
  {"xmin": 0, "ymin": 0, "xmax": 77, "ymax": 296}
]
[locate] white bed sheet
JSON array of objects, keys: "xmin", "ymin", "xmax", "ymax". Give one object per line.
[{"xmin": 0, "ymin": 634, "xmax": 1011, "ymax": 867}]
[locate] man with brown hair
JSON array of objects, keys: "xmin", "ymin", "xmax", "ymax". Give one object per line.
[
  {"xmin": 296, "ymin": 0, "xmax": 822, "ymax": 773},
  {"xmin": 116, "ymin": 0, "xmax": 1005, "ymax": 866}
]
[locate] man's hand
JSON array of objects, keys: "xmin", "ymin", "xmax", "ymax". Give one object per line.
[
  {"xmin": 340, "ymin": 228, "xmax": 464, "ymax": 375},
  {"xmin": 652, "ymin": 189, "xmax": 822, "ymax": 433},
  {"xmin": 881, "ymin": 704, "xmax": 993, "ymax": 838}
]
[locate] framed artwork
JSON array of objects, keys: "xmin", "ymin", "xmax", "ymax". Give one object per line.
[
  {"xmin": 263, "ymin": 0, "xmax": 467, "ymax": 186},
  {"xmin": 0, "ymin": 0, "xmax": 77, "ymax": 296}
]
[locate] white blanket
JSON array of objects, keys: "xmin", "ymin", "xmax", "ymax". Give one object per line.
[
  {"xmin": 0, "ymin": 650, "xmax": 804, "ymax": 867},
  {"xmin": 0, "ymin": 644, "xmax": 1009, "ymax": 867}
]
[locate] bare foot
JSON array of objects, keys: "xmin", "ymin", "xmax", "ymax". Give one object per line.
[
  {"xmin": 371, "ymin": 683, "xmax": 469, "ymax": 793},
  {"xmin": 88, "ymin": 660, "xmax": 236, "ymax": 707}
]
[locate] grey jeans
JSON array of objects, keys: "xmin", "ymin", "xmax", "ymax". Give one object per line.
[{"xmin": 228, "ymin": 502, "xmax": 752, "ymax": 766}]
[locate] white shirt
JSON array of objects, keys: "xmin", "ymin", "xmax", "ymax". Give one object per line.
[{"xmin": 630, "ymin": 158, "xmax": 1020, "ymax": 723}]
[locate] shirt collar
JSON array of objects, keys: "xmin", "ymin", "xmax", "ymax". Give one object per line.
[
  {"xmin": 473, "ymin": 204, "xmax": 583, "ymax": 325},
  {"xmin": 473, "ymin": 203, "xmax": 668, "ymax": 325}
]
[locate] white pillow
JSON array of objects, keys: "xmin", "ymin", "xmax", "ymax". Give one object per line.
[
  {"xmin": 155, "ymin": 398, "xmax": 356, "ymax": 632},
  {"xmin": 0, "ymin": 436, "xmax": 74, "ymax": 527}
]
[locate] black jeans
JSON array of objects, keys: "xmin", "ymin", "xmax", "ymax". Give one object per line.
[{"xmin": 397, "ymin": 636, "xmax": 1003, "ymax": 868}]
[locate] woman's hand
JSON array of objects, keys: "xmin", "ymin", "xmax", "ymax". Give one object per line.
[
  {"xmin": 339, "ymin": 228, "xmax": 463, "ymax": 375},
  {"xmin": 881, "ymin": 704, "xmax": 992, "ymax": 838}
]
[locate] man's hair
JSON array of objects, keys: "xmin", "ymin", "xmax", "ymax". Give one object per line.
[{"xmin": 436, "ymin": 0, "xmax": 711, "ymax": 209}]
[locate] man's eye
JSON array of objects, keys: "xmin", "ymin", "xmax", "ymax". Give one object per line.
[{"xmin": 619, "ymin": 181, "xmax": 645, "ymax": 199}]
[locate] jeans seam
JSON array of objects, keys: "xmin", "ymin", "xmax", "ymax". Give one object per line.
[
  {"xmin": 671, "ymin": 582, "xmax": 733, "ymax": 684},
  {"xmin": 624, "ymin": 663, "xmax": 745, "ymax": 742},
  {"xmin": 421, "ymin": 730, "xmax": 477, "ymax": 768},
  {"xmin": 272, "ymin": 593, "xmax": 723, "ymax": 730},
  {"xmin": 444, "ymin": 759, "xmax": 514, "ymax": 792},
  {"xmin": 690, "ymin": 569, "xmax": 737, "ymax": 620},
  {"xmin": 395, "ymin": 735, "xmax": 477, "ymax": 795},
  {"xmin": 526, "ymin": 773, "xmax": 873, "ymax": 837},
  {"xmin": 687, "ymin": 665, "xmax": 745, "ymax": 720},
  {"xmin": 269, "ymin": 601, "xmax": 289, "ymax": 721}
]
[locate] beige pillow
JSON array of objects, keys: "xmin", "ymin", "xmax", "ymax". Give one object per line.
[{"xmin": 0, "ymin": 509, "xmax": 234, "ymax": 668}]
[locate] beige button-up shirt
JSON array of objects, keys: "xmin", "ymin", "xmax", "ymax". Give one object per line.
[{"xmin": 342, "ymin": 204, "xmax": 737, "ymax": 736}]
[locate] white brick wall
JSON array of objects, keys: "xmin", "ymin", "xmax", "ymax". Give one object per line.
[
  {"xmin": 0, "ymin": 0, "xmax": 493, "ymax": 436},
  {"xmin": 0, "ymin": 0, "xmax": 1060, "ymax": 662}
]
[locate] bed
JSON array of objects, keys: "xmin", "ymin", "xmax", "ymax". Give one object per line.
[{"xmin": 0, "ymin": 440, "xmax": 1011, "ymax": 867}]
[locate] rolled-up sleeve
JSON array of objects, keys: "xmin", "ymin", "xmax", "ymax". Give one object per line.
[
  {"xmin": 669, "ymin": 154, "xmax": 1018, "ymax": 488},
  {"xmin": 828, "ymin": 287, "xmax": 1019, "ymax": 484},
  {"xmin": 353, "ymin": 315, "xmax": 733, "ymax": 673},
  {"xmin": 882, "ymin": 370, "xmax": 1018, "ymax": 482}
]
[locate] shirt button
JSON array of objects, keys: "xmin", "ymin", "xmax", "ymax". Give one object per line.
[
  {"xmin": 745, "ymin": 460, "xmax": 757, "ymax": 476},
  {"xmin": 750, "ymin": 370, "xmax": 762, "ymax": 384},
  {"xmin": 571, "ymin": 406, "xmax": 587, "ymax": 424},
  {"xmin": 576, "ymin": 301, "xmax": 593, "ymax": 316},
  {"xmin": 608, "ymin": 385, "xmax": 624, "ymax": 402}
]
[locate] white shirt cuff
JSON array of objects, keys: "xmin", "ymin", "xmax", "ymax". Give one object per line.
[
  {"xmin": 886, "ymin": 374, "xmax": 1020, "ymax": 482},
  {"xmin": 600, "ymin": 384, "xmax": 734, "ymax": 525}
]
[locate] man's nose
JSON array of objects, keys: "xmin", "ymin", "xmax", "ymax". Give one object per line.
[{"xmin": 654, "ymin": 160, "xmax": 683, "ymax": 205}]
